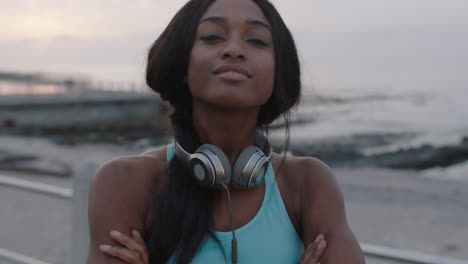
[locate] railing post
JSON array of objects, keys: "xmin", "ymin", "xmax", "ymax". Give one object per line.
[{"xmin": 72, "ymin": 162, "xmax": 99, "ymax": 264}]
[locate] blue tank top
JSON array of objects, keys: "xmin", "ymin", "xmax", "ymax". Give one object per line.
[{"xmin": 150, "ymin": 144, "xmax": 304, "ymax": 263}]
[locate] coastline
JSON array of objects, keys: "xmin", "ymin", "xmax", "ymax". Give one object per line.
[{"xmin": 1, "ymin": 135, "xmax": 467, "ymax": 262}]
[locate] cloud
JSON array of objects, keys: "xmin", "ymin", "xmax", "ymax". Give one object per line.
[
  {"xmin": 0, "ymin": 0, "xmax": 467, "ymax": 78},
  {"xmin": 0, "ymin": 34, "xmax": 153, "ymax": 67}
]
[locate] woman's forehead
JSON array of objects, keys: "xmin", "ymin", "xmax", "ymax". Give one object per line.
[{"xmin": 200, "ymin": 0, "xmax": 270, "ymax": 26}]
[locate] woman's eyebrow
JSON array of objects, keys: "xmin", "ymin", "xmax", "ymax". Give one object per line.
[
  {"xmin": 246, "ymin": 19, "xmax": 271, "ymax": 32},
  {"xmin": 200, "ymin": 16, "xmax": 271, "ymax": 32}
]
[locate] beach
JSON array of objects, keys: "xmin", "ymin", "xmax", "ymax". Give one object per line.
[{"xmin": 1, "ymin": 135, "xmax": 467, "ymax": 263}]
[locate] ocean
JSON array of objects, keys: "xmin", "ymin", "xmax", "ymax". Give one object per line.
[{"xmin": 1, "ymin": 63, "xmax": 467, "ymax": 181}]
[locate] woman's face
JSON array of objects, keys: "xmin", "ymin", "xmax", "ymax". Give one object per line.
[{"xmin": 187, "ymin": 0, "xmax": 275, "ymax": 110}]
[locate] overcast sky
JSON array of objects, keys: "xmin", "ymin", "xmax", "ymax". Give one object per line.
[{"xmin": 1, "ymin": 0, "xmax": 467, "ymax": 86}]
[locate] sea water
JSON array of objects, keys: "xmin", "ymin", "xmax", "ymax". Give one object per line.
[{"xmin": 1, "ymin": 64, "xmax": 467, "ymax": 180}]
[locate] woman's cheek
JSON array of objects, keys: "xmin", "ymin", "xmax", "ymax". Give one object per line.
[{"xmin": 258, "ymin": 61, "xmax": 275, "ymax": 100}]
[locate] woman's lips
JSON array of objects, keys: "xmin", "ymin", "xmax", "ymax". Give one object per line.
[
  {"xmin": 217, "ymin": 71, "xmax": 249, "ymax": 81},
  {"xmin": 213, "ymin": 64, "xmax": 252, "ymax": 81}
]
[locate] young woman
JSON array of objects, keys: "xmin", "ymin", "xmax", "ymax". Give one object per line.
[{"xmin": 87, "ymin": 0, "xmax": 365, "ymax": 263}]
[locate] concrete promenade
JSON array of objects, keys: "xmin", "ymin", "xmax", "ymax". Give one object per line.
[{"xmin": 1, "ymin": 167, "xmax": 468, "ymax": 263}]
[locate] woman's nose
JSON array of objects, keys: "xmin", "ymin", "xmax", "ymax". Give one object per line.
[{"xmin": 222, "ymin": 39, "xmax": 246, "ymax": 60}]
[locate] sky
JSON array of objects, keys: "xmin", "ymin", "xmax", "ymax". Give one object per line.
[{"xmin": 1, "ymin": 0, "xmax": 467, "ymax": 87}]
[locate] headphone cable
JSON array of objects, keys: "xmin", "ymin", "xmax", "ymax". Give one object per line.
[{"xmin": 220, "ymin": 183, "xmax": 238, "ymax": 263}]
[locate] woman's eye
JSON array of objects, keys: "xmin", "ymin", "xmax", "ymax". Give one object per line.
[
  {"xmin": 200, "ymin": 35, "xmax": 223, "ymax": 42},
  {"xmin": 249, "ymin": 39, "xmax": 269, "ymax": 47}
]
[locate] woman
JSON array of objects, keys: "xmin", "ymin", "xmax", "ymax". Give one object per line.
[{"xmin": 87, "ymin": 0, "xmax": 365, "ymax": 263}]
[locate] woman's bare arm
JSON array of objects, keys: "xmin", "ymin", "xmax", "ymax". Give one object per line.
[
  {"xmin": 299, "ymin": 158, "xmax": 365, "ymax": 264},
  {"xmin": 87, "ymin": 157, "xmax": 160, "ymax": 264}
]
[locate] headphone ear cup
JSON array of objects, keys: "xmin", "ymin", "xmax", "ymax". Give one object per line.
[
  {"xmin": 199, "ymin": 144, "xmax": 232, "ymax": 186},
  {"xmin": 232, "ymin": 146, "xmax": 264, "ymax": 188}
]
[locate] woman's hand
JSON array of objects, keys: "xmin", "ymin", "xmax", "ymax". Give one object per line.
[
  {"xmin": 299, "ymin": 234, "xmax": 327, "ymax": 264},
  {"xmin": 98, "ymin": 230, "xmax": 324, "ymax": 264},
  {"xmin": 99, "ymin": 229, "xmax": 149, "ymax": 264}
]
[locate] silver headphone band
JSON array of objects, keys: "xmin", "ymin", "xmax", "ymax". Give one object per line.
[
  {"xmin": 176, "ymin": 131, "xmax": 271, "ymax": 160},
  {"xmin": 246, "ymin": 155, "xmax": 268, "ymax": 188},
  {"xmin": 255, "ymin": 131, "xmax": 272, "ymax": 161},
  {"xmin": 200, "ymin": 146, "xmax": 224, "ymax": 187},
  {"xmin": 174, "ymin": 141, "xmax": 191, "ymax": 164},
  {"xmin": 175, "ymin": 131, "xmax": 272, "ymax": 188}
]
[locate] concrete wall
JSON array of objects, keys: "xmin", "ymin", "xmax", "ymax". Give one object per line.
[{"xmin": 0, "ymin": 91, "xmax": 168, "ymax": 130}]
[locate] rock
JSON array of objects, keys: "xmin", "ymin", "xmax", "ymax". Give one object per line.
[
  {"xmin": 280, "ymin": 132, "xmax": 418, "ymax": 166},
  {"xmin": 368, "ymin": 145, "xmax": 436, "ymax": 169},
  {"xmin": 369, "ymin": 140, "xmax": 468, "ymax": 170},
  {"xmin": 279, "ymin": 134, "xmax": 468, "ymax": 170},
  {"xmin": 275, "ymin": 141, "xmax": 365, "ymax": 166}
]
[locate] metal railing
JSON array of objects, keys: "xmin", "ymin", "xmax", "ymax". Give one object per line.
[
  {"xmin": 1, "ymin": 165, "xmax": 467, "ymax": 264},
  {"xmin": 0, "ymin": 249, "xmax": 50, "ymax": 264},
  {"xmin": 0, "ymin": 162, "xmax": 96, "ymax": 264},
  {"xmin": 361, "ymin": 244, "xmax": 468, "ymax": 264}
]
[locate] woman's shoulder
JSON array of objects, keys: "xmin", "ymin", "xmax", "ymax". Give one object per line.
[
  {"xmin": 87, "ymin": 145, "xmax": 169, "ymax": 258},
  {"xmin": 277, "ymin": 152, "xmax": 348, "ymax": 226},
  {"xmin": 273, "ymin": 152, "xmax": 335, "ymax": 191},
  {"xmin": 92, "ymin": 145, "xmax": 169, "ymax": 192},
  {"xmin": 90, "ymin": 145, "xmax": 171, "ymax": 210},
  {"xmin": 273, "ymin": 152, "xmax": 342, "ymax": 211},
  {"xmin": 269, "ymin": 153, "xmax": 338, "ymax": 234},
  {"xmin": 275, "ymin": 154, "xmax": 362, "ymax": 262}
]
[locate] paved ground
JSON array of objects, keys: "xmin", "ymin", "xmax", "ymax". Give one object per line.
[
  {"xmin": 2, "ymin": 167, "xmax": 467, "ymax": 263},
  {"xmin": 334, "ymin": 167, "xmax": 468, "ymax": 261},
  {"xmin": 0, "ymin": 184, "xmax": 71, "ymax": 263}
]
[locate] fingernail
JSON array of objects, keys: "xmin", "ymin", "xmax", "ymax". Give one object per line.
[
  {"xmin": 133, "ymin": 230, "xmax": 141, "ymax": 237},
  {"xmin": 110, "ymin": 230, "xmax": 121, "ymax": 236},
  {"xmin": 100, "ymin": 245, "xmax": 111, "ymax": 250},
  {"xmin": 314, "ymin": 234, "xmax": 323, "ymax": 243},
  {"xmin": 317, "ymin": 241, "xmax": 326, "ymax": 250}
]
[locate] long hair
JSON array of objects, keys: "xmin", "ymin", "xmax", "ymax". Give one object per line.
[{"xmin": 145, "ymin": 0, "xmax": 301, "ymax": 263}]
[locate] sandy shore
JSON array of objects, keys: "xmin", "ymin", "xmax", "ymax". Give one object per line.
[{"xmin": 1, "ymin": 135, "xmax": 467, "ymax": 263}]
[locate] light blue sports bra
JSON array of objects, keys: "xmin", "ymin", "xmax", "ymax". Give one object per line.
[{"xmin": 156, "ymin": 144, "xmax": 304, "ymax": 263}]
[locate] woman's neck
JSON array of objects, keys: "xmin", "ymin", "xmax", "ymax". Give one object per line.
[{"xmin": 192, "ymin": 101, "xmax": 260, "ymax": 165}]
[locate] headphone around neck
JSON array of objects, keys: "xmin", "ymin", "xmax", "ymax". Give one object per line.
[{"xmin": 174, "ymin": 131, "xmax": 272, "ymax": 189}]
